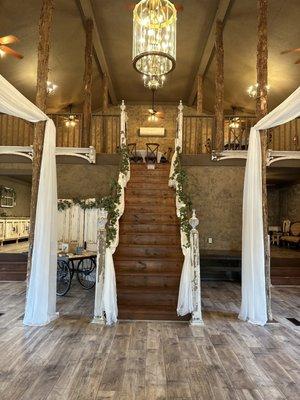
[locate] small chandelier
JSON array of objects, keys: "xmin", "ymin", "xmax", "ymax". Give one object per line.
[
  {"xmin": 47, "ymin": 80, "xmax": 57, "ymax": 95},
  {"xmin": 65, "ymin": 115, "xmax": 77, "ymax": 128},
  {"xmin": 247, "ymin": 83, "xmax": 270, "ymax": 98},
  {"xmin": 133, "ymin": 0, "xmax": 177, "ymax": 84},
  {"xmin": 229, "ymin": 117, "xmax": 240, "ymax": 129}
]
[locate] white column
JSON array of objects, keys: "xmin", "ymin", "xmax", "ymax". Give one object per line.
[
  {"xmin": 175, "ymin": 100, "xmax": 184, "ymax": 151},
  {"xmin": 91, "ymin": 208, "xmax": 108, "ymax": 324},
  {"xmin": 120, "ymin": 100, "xmax": 127, "ymax": 146},
  {"xmin": 189, "ymin": 210, "xmax": 204, "ymax": 326}
]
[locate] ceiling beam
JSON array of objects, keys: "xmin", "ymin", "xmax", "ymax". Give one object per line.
[
  {"xmin": 188, "ymin": 0, "xmax": 233, "ymax": 106},
  {"xmin": 76, "ymin": 0, "xmax": 117, "ymax": 105}
]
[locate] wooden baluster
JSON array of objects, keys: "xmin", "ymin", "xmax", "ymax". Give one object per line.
[
  {"xmin": 82, "ymin": 18, "xmax": 93, "ymax": 148},
  {"xmin": 91, "ymin": 209, "xmax": 108, "ymax": 324},
  {"xmin": 189, "ymin": 210, "xmax": 204, "ymax": 326},
  {"xmin": 214, "ymin": 20, "xmax": 224, "ymax": 152}
]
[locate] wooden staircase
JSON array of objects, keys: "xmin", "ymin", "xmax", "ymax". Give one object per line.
[{"xmin": 114, "ymin": 163, "xmax": 187, "ymax": 320}]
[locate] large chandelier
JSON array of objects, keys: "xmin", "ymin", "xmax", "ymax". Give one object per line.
[
  {"xmin": 247, "ymin": 83, "xmax": 270, "ymax": 98},
  {"xmin": 132, "ymin": 0, "xmax": 177, "ymax": 87}
]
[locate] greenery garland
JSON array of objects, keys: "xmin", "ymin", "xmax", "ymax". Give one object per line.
[
  {"xmin": 171, "ymin": 148, "xmax": 192, "ymax": 245},
  {"xmin": 57, "ymin": 144, "xmax": 130, "ymax": 247}
]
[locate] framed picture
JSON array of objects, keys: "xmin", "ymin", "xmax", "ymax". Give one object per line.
[{"xmin": 139, "ymin": 127, "xmax": 166, "ymax": 137}]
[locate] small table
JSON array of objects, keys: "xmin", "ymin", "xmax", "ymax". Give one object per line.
[
  {"xmin": 136, "ymin": 149, "xmax": 163, "ymax": 163},
  {"xmin": 56, "ymin": 251, "xmax": 97, "ymax": 296},
  {"xmin": 271, "ymin": 232, "xmax": 282, "ymax": 246}
]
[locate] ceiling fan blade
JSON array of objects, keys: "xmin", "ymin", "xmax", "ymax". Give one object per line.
[
  {"xmin": 0, "ymin": 45, "xmax": 23, "ymax": 59},
  {"xmin": 295, "ymin": 58, "xmax": 300, "ymax": 65},
  {"xmin": 125, "ymin": 2, "xmax": 135, "ymax": 11},
  {"xmin": 281, "ymin": 48, "xmax": 300, "ymax": 55},
  {"xmin": 0, "ymin": 35, "xmax": 19, "ymax": 45}
]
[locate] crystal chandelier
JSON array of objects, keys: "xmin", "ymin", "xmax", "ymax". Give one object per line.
[
  {"xmin": 133, "ymin": 0, "xmax": 177, "ymax": 86},
  {"xmin": 247, "ymin": 83, "xmax": 270, "ymax": 98},
  {"xmin": 229, "ymin": 117, "xmax": 240, "ymax": 129},
  {"xmin": 47, "ymin": 80, "xmax": 57, "ymax": 95}
]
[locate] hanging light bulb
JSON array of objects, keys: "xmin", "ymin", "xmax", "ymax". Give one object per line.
[
  {"xmin": 47, "ymin": 80, "xmax": 58, "ymax": 95},
  {"xmin": 247, "ymin": 83, "xmax": 270, "ymax": 98}
]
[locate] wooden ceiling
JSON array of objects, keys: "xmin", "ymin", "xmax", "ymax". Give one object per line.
[{"xmin": 0, "ymin": 0, "xmax": 299, "ymax": 112}]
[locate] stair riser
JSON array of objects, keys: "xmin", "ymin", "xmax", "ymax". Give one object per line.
[
  {"xmin": 115, "ymin": 259, "xmax": 183, "ymax": 274},
  {"xmin": 126, "ymin": 197, "xmax": 175, "ymax": 207},
  {"xmin": 126, "ymin": 189, "xmax": 173, "ymax": 198},
  {"xmin": 121, "ymin": 214, "xmax": 177, "ymax": 224},
  {"xmin": 120, "ymin": 224, "xmax": 180, "ymax": 234},
  {"xmin": 127, "ymin": 182, "xmax": 169, "ymax": 190},
  {"xmin": 119, "ymin": 235, "xmax": 181, "ymax": 245},
  {"xmin": 115, "ymin": 246, "xmax": 183, "ymax": 258},
  {"xmin": 118, "ymin": 310, "xmax": 181, "ymax": 321},
  {"xmin": 118, "ymin": 292, "xmax": 179, "ymax": 306},
  {"xmin": 116, "ymin": 275, "xmax": 181, "ymax": 288}
]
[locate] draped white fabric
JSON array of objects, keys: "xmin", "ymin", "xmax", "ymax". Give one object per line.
[
  {"xmin": 0, "ymin": 74, "xmax": 58, "ymax": 326},
  {"xmin": 240, "ymin": 86, "xmax": 300, "ymax": 326},
  {"xmin": 169, "ymin": 150, "xmax": 194, "ymax": 316},
  {"xmin": 100, "ymin": 168, "xmax": 130, "ymax": 325}
]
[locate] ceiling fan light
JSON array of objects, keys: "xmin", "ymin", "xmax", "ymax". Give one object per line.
[{"xmin": 0, "ymin": 49, "xmax": 5, "ymax": 58}]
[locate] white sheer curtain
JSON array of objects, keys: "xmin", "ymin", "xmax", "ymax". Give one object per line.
[
  {"xmin": 100, "ymin": 168, "xmax": 130, "ymax": 325},
  {"xmin": 0, "ymin": 74, "xmax": 58, "ymax": 326},
  {"xmin": 240, "ymin": 86, "xmax": 300, "ymax": 326}
]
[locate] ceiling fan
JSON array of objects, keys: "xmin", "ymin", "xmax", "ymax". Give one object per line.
[
  {"xmin": 145, "ymin": 89, "xmax": 165, "ymax": 121},
  {"xmin": 281, "ymin": 47, "xmax": 300, "ymax": 64},
  {"xmin": 63, "ymin": 105, "xmax": 79, "ymax": 128},
  {"xmin": 0, "ymin": 35, "xmax": 23, "ymax": 59}
]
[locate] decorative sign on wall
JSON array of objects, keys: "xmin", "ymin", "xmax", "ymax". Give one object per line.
[
  {"xmin": 139, "ymin": 127, "xmax": 165, "ymax": 137},
  {"xmin": 0, "ymin": 186, "xmax": 16, "ymax": 208}
]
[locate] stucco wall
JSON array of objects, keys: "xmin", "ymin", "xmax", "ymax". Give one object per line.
[
  {"xmin": 279, "ymin": 183, "xmax": 300, "ymax": 222},
  {"xmin": 267, "ymin": 187, "xmax": 280, "ymax": 226},
  {"xmin": 185, "ymin": 166, "xmax": 245, "ymax": 250},
  {"xmin": 0, "ymin": 177, "xmax": 31, "ymax": 217}
]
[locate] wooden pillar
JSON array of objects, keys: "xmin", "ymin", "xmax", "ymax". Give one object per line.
[
  {"xmin": 196, "ymin": 75, "xmax": 203, "ymax": 114},
  {"xmin": 214, "ymin": 20, "xmax": 224, "ymax": 151},
  {"xmin": 102, "ymin": 73, "xmax": 109, "ymax": 113},
  {"xmin": 82, "ymin": 18, "xmax": 93, "ymax": 148},
  {"xmin": 256, "ymin": 0, "xmax": 272, "ymax": 321},
  {"xmin": 27, "ymin": 0, "xmax": 54, "ymax": 280}
]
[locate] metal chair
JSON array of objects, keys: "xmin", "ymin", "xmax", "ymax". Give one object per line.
[
  {"xmin": 145, "ymin": 143, "xmax": 159, "ymax": 164},
  {"xmin": 160, "ymin": 147, "xmax": 172, "ymax": 163}
]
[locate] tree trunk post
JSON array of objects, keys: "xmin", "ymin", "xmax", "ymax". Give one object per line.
[
  {"xmin": 82, "ymin": 18, "xmax": 93, "ymax": 148},
  {"xmin": 27, "ymin": 0, "xmax": 54, "ymax": 281},
  {"xmin": 196, "ymin": 75, "xmax": 203, "ymax": 115},
  {"xmin": 256, "ymin": 0, "xmax": 272, "ymax": 321},
  {"xmin": 102, "ymin": 73, "xmax": 109, "ymax": 113},
  {"xmin": 214, "ymin": 20, "xmax": 224, "ymax": 152}
]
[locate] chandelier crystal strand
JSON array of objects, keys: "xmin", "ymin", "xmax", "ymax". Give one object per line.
[{"xmin": 133, "ymin": 0, "xmax": 177, "ymax": 86}]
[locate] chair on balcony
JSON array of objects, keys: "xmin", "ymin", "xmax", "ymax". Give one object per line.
[
  {"xmin": 145, "ymin": 143, "xmax": 159, "ymax": 164},
  {"xmin": 160, "ymin": 147, "xmax": 172, "ymax": 163},
  {"xmin": 280, "ymin": 222, "xmax": 300, "ymax": 248},
  {"xmin": 127, "ymin": 143, "xmax": 143, "ymax": 163}
]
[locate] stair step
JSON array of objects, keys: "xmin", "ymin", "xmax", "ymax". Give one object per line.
[
  {"xmin": 116, "ymin": 273, "xmax": 181, "ymax": 288},
  {"xmin": 117, "ymin": 286, "xmax": 179, "ymax": 306},
  {"xmin": 127, "ymin": 182, "xmax": 169, "ymax": 190},
  {"xmin": 125, "ymin": 205, "xmax": 175, "ymax": 214},
  {"xmin": 114, "ymin": 259, "xmax": 183, "ymax": 274},
  {"xmin": 115, "ymin": 244, "xmax": 183, "ymax": 259},
  {"xmin": 121, "ymin": 213, "xmax": 177, "ymax": 224},
  {"xmin": 126, "ymin": 196, "xmax": 175, "ymax": 206},
  {"xmin": 119, "ymin": 233, "xmax": 181, "ymax": 245},
  {"xmin": 120, "ymin": 223, "xmax": 180, "ymax": 234},
  {"xmin": 118, "ymin": 305, "xmax": 189, "ymax": 321},
  {"xmin": 126, "ymin": 188, "xmax": 174, "ymax": 198}
]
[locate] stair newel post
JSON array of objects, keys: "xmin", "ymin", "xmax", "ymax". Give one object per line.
[
  {"xmin": 176, "ymin": 100, "xmax": 184, "ymax": 151},
  {"xmin": 120, "ymin": 100, "xmax": 127, "ymax": 146},
  {"xmin": 91, "ymin": 208, "xmax": 108, "ymax": 324},
  {"xmin": 189, "ymin": 210, "xmax": 204, "ymax": 326}
]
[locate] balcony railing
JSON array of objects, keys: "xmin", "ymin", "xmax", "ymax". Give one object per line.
[
  {"xmin": 0, "ymin": 113, "xmax": 121, "ymax": 154},
  {"xmin": 182, "ymin": 115, "xmax": 215, "ymax": 154}
]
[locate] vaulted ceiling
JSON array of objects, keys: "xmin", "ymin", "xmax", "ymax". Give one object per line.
[{"xmin": 0, "ymin": 0, "xmax": 299, "ymax": 113}]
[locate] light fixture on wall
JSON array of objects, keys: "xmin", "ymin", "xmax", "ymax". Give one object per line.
[
  {"xmin": 132, "ymin": 0, "xmax": 177, "ymax": 89},
  {"xmin": 247, "ymin": 83, "xmax": 270, "ymax": 98},
  {"xmin": 47, "ymin": 80, "xmax": 58, "ymax": 95}
]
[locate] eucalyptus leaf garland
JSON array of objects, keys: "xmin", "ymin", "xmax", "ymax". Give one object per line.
[
  {"xmin": 171, "ymin": 148, "xmax": 192, "ymax": 245},
  {"xmin": 57, "ymin": 144, "xmax": 130, "ymax": 247}
]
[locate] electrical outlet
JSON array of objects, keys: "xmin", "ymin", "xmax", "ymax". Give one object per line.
[{"xmin": 208, "ymin": 237, "xmax": 213, "ymax": 244}]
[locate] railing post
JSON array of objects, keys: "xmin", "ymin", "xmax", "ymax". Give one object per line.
[
  {"xmin": 120, "ymin": 100, "xmax": 127, "ymax": 146},
  {"xmin": 91, "ymin": 208, "xmax": 108, "ymax": 324},
  {"xmin": 189, "ymin": 209, "xmax": 204, "ymax": 326},
  {"xmin": 176, "ymin": 100, "xmax": 184, "ymax": 151}
]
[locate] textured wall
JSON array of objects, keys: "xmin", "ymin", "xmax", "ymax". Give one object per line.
[
  {"xmin": 279, "ymin": 183, "xmax": 300, "ymax": 222},
  {"xmin": 0, "ymin": 177, "xmax": 31, "ymax": 217},
  {"xmin": 56, "ymin": 164, "xmax": 119, "ymax": 199},
  {"xmin": 267, "ymin": 187, "xmax": 280, "ymax": 226},
  {"xmin": 185, "ymin": 166, "xmax": 245, "ymax": 250}
]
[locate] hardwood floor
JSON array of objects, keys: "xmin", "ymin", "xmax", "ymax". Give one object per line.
[{"xmin": 0, "ymin": 281, "xmax": 299, "ymax": 399}]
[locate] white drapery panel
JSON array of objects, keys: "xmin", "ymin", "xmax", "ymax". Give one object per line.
[
  {"xmin": 0, "ymin": 74, "xmax": 58, "ymax": 326},
  {"xmin": 240, "ymin": 86, "xmax": 300, "ymax": 326},
  {"xmin": 169, "ymin": 150, "xmax": 194, "ymax": 316},
  {"xmin": 100, "ymin": 168, "xmax": 130, "ymax": 325}
]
